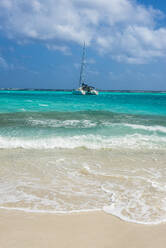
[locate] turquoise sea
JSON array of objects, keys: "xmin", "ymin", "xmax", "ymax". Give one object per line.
[{"xmin": 0, "ymin": 90, "xmax": 166, "ymax": 224}]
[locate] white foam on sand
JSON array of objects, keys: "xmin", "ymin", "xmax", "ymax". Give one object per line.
[{"xmin": 0, "ymin": 134, "xmax": 165, "ymax": 150}]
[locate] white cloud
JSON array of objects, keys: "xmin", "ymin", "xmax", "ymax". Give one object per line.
[
  {"xmin": 87, "ymin": 69, "xmax": 99, "ymax": 75},
  {"xmin": 0, "ymin": 56, "xmax": 8, "ymax": 69},
  {"xmin": 86, "ymin": 58, "xmax": 96, "ymax": 64},
  {"xmin": 46, "ymin": 44, "xmax": 71, "ymax": 55},
  {"xmin": 0, "ymin": 0, "xmax": 165, "ymax": 63}
]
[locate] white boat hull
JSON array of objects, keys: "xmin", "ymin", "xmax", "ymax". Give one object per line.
[
  {"xmin": 73, "ymin": 88, "xmax": 98, "ymax": 95},
  {"xmin": 73, "ymin": 88, "xmax": 86, "ymax": 95}
]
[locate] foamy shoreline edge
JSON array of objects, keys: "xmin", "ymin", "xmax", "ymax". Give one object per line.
[{"xmin": 0, "ymin": 206, "xmax": 165, "ymax": 225}]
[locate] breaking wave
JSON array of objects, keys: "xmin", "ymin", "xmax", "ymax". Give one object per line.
[{"xmin": 0, "ymin": 134, "xmax": 166, "ymax": 150}]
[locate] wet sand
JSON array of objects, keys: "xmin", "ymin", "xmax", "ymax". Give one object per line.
[{"xmin": 0, "ymin": 210, "xmax": 166, "ymax": 248}]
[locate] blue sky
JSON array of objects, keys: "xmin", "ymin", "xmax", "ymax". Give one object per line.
[{"xmin": 0, "ymin": 0, "xmax": 166, "ymax": 90}]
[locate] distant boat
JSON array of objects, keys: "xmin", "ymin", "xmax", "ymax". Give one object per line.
[{"xmin": 73, "ymin": 43, "xmax": 98, "ymax": 95}]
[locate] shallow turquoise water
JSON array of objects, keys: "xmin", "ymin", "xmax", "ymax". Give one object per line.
[
  {"xmin": 0, "ymin": 91, "xmax": 166, "ymax": 149},
  {"xmin": 1, "ymin": 91, "xmax": 166, "ymax": 115}
]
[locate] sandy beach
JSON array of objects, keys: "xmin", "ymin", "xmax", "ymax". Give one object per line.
[{"xmin": 0, "ymin": 210, "xmax": 166, "ymax": 248}]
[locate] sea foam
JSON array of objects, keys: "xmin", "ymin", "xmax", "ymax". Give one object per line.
[{"xmin": 0, "ymin": 134, "xmax": 166, "ymax": 150}]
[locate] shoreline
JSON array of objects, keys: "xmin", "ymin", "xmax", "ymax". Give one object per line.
[
  {"xmin": 0, "ymin": 207, "xmax": 165, "ymax": 225},
  {"xmin": 1, "ymin": 210, "xmax": 166, "ymax": 248}
]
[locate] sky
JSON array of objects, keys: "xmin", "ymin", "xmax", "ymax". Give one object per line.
[{"xmin": 0, "ymin": 0, "xmax": 166, "ymax": 90}]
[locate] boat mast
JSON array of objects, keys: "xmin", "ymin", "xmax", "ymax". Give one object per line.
[{"xmin": 79, "ymin": 42, "xmax": 86, "ymax": 87}]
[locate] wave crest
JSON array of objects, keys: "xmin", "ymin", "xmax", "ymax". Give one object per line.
[{"xmin": 0, "ymin": 134, "xmax": 165, "ymax": 150}]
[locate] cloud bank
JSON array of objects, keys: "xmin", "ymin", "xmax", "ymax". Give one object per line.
[{"xmin": 0, "ymin": 0, "xmax": 166, "ymax": 63}]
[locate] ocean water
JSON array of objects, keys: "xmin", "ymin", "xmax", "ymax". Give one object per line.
[{"xmin": 0, "ymin": 90, "xmax": 166, "ymax": 224}]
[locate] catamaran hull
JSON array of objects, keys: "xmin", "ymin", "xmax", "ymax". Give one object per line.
[
  {"xmin": 72, "ymin": 89, "xmax": 86, "ymax": 95},
  {"xmin": 88, "ymin": 90, "xmax": 98, "ymax": 95},
  {"xmin": 72, "ymin": 89, "xmax": 98, "ymax": 95}
]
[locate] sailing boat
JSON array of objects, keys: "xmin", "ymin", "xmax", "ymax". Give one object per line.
[{"xmin": 73, "ymin": 43, "xmax": 98, "ymax": 95}]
